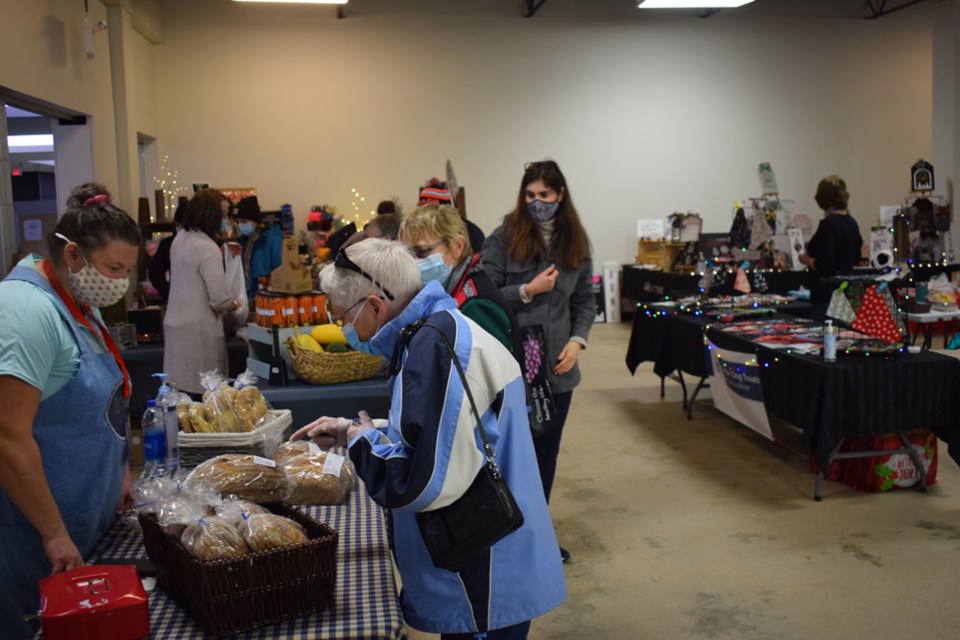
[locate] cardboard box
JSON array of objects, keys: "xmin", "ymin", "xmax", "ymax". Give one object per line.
[{"xmin": 270, "ymin": 236, "xmax": 313, "ymax": 293}]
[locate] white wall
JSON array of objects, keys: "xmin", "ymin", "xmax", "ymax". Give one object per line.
[{"xmin": 152, "ymin": 0, "xmax": 932, "ymax": 268}]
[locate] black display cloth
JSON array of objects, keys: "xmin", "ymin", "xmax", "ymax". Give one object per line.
[
  {"xmin": 621, "ymin": 267, "xmax": 811, "ymax": 302},
  {"xmin": 704, "ymin": 324, "xmax": 960, "ymax": 472},
  {"xmin": 627, "ymin": 308, "xmax": 960, "ymax": 472},
  {"xmin": 626, "ymin": 309, "xmax": 711, "ymax": 379}
]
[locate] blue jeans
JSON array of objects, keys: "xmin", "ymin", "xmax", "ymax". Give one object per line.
[
  {"xmin": 533, "ymin": 390, "xmax": 573, "ymax": 503},
  {"xmin": 441, "ymin": 620, "xmax": 532, "ymax": 640}
]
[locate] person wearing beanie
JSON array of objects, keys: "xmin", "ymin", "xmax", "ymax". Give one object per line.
[
  {"xmin": 418, "ymin": 178, "xmax": 486, "ymax": 253},
  {"xmin": 235, "ymin": 195, "xmax": 284, "ymax": 300},
  {"xmin": 147, "ymin": 200, "xmax": 187, "ymax": 304}
]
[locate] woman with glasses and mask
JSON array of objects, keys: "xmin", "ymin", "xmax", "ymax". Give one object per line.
[
  {"xmin": 399, "ymin": 203, "xmax": 520, "ymax": 359},
  {"xmin": 0, "ymin": 183, "xmax": 141, "ymax": 637},
  {"xmin": 291, "ymin": 239, "xmax": 565, "ymax": 639},
  {"xmin": 163, "ymin": 189, "xmax": 242, "ymax": 395},
  {"xmin": 481, "ymin": 160, "xmax": 595, "ymax": 563}
]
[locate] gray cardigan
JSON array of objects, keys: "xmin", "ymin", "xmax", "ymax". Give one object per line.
[{"xmin": 481, "ymin": 222, "xmax": 595, "ymax": 394}]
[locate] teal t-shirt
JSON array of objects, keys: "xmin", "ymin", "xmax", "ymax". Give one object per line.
[{"xmin": 0, "ymin": 255, "xmax": 107, "ymax": 400}]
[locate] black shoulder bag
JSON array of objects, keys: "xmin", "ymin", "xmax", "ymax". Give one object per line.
[{"xmin": 392, "ymin": 318, "xmax": 525, "ymax": 572}]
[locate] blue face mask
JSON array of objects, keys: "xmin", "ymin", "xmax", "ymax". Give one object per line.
[
  {"xmin": 221, "ymin": 219, "xmax": 230, "ymax": 234},
  {"xmin": 238, "ymin": 222, "xmax": 256, "ymax": 236},
  {"xmin": 342, "ymin": 301, "xmax": 381, "ymax": 356},
  {"xmin": 526, "ymin": 199, "xmax": 560, "ymax": 222},
  {"xmin": 416, "ymin": 252, "xmax": 452, "ymax": 287}
]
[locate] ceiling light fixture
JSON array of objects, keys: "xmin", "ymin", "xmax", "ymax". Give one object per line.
[
  {"xmin": 638, "ymin": 0, "xmax": 754, "ymax": 8},
  {"xmin": 232, "ymin": 0, "xmax": 347, "ymax": 4}
]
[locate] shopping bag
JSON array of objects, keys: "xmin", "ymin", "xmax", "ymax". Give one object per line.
[
  {"xmin": 520, "ymin": 325, "xmax": 559, "ymax": 438},
  {"xmin": 223, "ymin": 244, "xmax": 249, "ymax": 332}
]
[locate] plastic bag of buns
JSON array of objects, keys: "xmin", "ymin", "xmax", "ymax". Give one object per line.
[
  {"xmin": 184, "ymin": 454, "xmax": 290, "ymax": 504},
  {"xmin": 280, "ymin": 450, "xmax": 354, "ymax": 506},
  {"xmin": 214, "ymin": 497, "xmax": 271, "ymax": 527},
  {"xmin": 238, "ymin": 512, "xmax": 309, "ymax": 552},
  {"xmin": 180, "ymin": 516, "xmax": 250, "ymax": 561},
  {"xmin": 231, "ymin": 370, "xmax": 270, "ymax": 431},
  {"xmin": 272, "ymin": 440, "xmax": 321, "ymax": 467},
  {"xmin": 156, "ymin": 482, "xmax": 221, "ymax": 537},
  {"xmin": 199, "ymin": 371, "xmax": 244, "ymax": 433}
]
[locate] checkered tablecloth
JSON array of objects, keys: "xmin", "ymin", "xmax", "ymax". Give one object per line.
[{"xmin": 89, "ymin": 477, "xmax": 406, "ymax": 639}]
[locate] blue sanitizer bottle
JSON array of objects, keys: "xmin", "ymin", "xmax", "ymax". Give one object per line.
[
  {"xmin": 142, "ymin": 399, "xmax": 167, "ymax": 477},
  {"xmin": 152, "ymin": 373, "xmax": 180, "ymax": 476}
]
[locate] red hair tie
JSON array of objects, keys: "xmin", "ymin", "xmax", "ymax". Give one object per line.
[{"xmin": 83, "ymin": 194, "xmax": 110, "ymax": 205}]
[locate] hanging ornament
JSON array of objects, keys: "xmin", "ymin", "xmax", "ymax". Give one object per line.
[
  {"xmin": 734, "ymin": 268, "xmax": 752, "ymax": 294},
  {"xmin": 750, "ymin": 207, "xmax": 773, "ymax": 249},
  {"xmin": 826, "ymin": 282, "xmax": 856, "ymax": 324},
  {"xmin": 852, "ymin": 284, "xmax": 902, "ymax": 343}
]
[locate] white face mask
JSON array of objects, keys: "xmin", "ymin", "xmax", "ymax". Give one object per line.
[{"xmin": 61, "ymin": 238, "xmax": 130, "ymax": 308}]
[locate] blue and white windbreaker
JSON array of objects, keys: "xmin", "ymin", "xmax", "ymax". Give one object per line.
[{"xmin": 348, "ymin": 281, "xmax": 566, "ymax": 634}]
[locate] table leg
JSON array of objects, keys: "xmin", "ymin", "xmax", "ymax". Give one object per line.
[
  {"xmin": 676, "ymin": 370, "xmax": 689, "ymax": 411},
  {"xmin": 923, "ymin": 323, "xmax": 933, "ymax": 350},
  {"xmin": 687, "ymin": 377, "xmax": 709, "ymax": 420},
  {"xmin": 660, "ymin": 375, "xmax": 665, "ymax": 398}
]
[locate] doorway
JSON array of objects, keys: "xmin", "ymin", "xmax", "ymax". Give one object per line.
[{"xmin": 0, "ymin": 88, "xmax": 92, "ymax": 278}]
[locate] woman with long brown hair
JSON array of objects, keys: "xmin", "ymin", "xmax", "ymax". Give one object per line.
[{"xmin": 481, "ymin": 160, "xmax": 595, "ymax": 563}]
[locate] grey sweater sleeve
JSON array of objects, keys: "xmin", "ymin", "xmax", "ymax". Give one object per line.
[
  {"xmin": 568, "ymin": 258, "xmax": 596, "ymax": 344},
  {"xmin": 480, "ymin": 227, "xmax": 526, "ymax": 310}
]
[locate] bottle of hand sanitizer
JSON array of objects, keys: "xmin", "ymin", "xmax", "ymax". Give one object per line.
[{"xmin": 823, "ymin": 320, "xmax": 837, "ymax": 363}]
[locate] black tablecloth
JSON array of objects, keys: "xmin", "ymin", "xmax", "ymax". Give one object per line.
[
  {"xmin": 621, "ymin": 267, "xmax": 811, "ymax": 302},
  {"xmin": 626, "ymin": 309, "xmax": 960, "ymax": 472}
]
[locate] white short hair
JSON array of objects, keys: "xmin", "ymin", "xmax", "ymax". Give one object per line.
[{"xmin": 319, "ymin": 238, "xmax": 421, "ymax": 314}]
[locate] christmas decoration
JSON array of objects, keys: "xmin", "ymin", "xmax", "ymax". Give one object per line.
[
  {"xmin": 153, "ymin": 155, "xmax": 187, "ymax": 222},
  {"xmin": 852, "ymin": 284, "xmax": 902, "ymax": 343}
]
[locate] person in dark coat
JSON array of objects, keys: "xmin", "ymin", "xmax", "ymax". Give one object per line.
[{"xmin": 146, "ymin": 201, "xmax": 186, "ymax": 303}]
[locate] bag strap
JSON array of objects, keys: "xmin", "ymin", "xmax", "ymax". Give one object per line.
[{"xmin": 394, "ymin": 316, "xmax": 502, "ymax": 478}]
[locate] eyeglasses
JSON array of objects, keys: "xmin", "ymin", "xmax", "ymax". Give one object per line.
[
  {"xmin": 410, "ymin": 240, "xmax": 444, "ymax": 260},
  {"xmin": 524, "ymin": 160, "xmax": 560, "ymax": 172},
  {"xmin": 325, "ymin": 296, "xmax": 368, "ymax": 324},
  {"xmin": 334, "ymin": 248, "xmax": 395, "ymax": 300}
]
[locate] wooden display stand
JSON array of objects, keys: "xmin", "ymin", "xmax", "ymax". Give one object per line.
[
  {"xmin": 270, "ymin": 236, "xmax": 313, "ymax": 294},
  {"xmin": 636, "ymin": 240, "xmax": 686, "ymax": 272}
]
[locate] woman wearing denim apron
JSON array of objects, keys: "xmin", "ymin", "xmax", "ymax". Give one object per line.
[{"xmin": 0, "ymin": 184, "xmax": 141, "ymax": 638}]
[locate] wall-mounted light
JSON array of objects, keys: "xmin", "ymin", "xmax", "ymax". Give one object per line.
[
  {"xmin": 639, "ymin": 0, "xmax": 754, "ymax": 8},
  {"xmin": 232, "ymin": 0, "xmax": 348, "ymax": 4}
]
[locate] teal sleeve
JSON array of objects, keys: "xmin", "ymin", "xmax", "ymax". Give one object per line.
[
  {"xmin": 0, "ymin": 281, "xmax": 64, "ymax": 393},
  {"xmin": 460, "ymin": 298, "xmax": 513, "ymax": 352}
]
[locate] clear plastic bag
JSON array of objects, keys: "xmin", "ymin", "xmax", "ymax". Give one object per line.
[
  {"xmin": 272, "ymin": 440, "xmax": 321, "ymax": 467},
  {"xmin": 180, "ymin": 516, "xmax": 250, "ymax": 561},
  {"xmin": 184, "ymin": 454, "xmax": 290, "ymax": 504},
  {"xmin": 237, "ymin": 512, "xmax": 308, "ymax": 552},
  {"xmin": 281, "ymin": 450, "xmax": 354, "ymax": 506},
  {"xmin": 200, "ymin": 370, "xmax": 244, "ymax": 433},
  {"xmin": 214, "ymin": 496, "xmax": 271, "ymax": 526},
  {"xmin": 232, "ymin": 370, "xmax": 271, "ymax": 432}
]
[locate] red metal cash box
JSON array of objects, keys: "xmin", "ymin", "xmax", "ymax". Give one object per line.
[{"xmin": 39, "ymin": 565, "xmax": 149, "ymax": 640}]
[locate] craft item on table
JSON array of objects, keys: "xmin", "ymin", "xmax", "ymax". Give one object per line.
[
  {"xmin": 852, "ymin": 284, "xmax": 903, "ymax": 343},
  {"xmin": 843, "ymin": 280, "xmax": 866, "ymax": 314},
  {"xmin": 750, "ymin": 208, "xmax": 773, "ymax": 250},
  {"xmin": 729, "ymin": 205, "xmax": 750, "ymax": 249},
  {"xmin": 751, "ymin": 270, "xmax": 768, "ymax": 294},
  {"xmin": 826, "ymin": 282, "xmax": 857, "ymax": 325},
  {"xmin": 734, "ymin": 268, "xmax": 752, "ymax": 294}
]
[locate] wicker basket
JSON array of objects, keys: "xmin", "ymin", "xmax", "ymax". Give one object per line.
[
  {"xmin": 139, "ymin": 504, "xmax": 337, "ymax": 637},
  {"xmin": 177, "ymin": 409, "xmax": 293, "ymax": 469},
  {"xmin": 285, "ymin": 336, "xmax": 383, "ymax": 384}
]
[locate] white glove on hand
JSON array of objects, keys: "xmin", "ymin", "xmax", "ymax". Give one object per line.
[{"xmin": 290, "ymin": 416, "xmax": 352, "ymax": 450}]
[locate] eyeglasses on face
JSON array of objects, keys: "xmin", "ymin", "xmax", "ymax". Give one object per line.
[
  {"xmin": 325, "ymin": 295, "xmax": 368, "ymax": 324},
  {"xmin": 334, "ymin": 248, "xmax": 395, "ymax": 301},
  {"xmin": 411, "ymin": 240, "xmax": 444, "ymax": 260}
]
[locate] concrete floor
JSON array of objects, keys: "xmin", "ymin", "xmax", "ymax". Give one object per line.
[{"xmin": 408, "ymin": 320, "xmax": 960, "ymax": 639}]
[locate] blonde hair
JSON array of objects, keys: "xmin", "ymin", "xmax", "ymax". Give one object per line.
[{"xmin": 399, "ymin": 203, "xmax": 473, "ymax": 263}]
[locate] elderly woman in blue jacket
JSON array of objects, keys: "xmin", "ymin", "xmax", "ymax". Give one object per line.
[
  {"xmin": 291, "ymin": 239, "xmax": 565, "ymax": 639},
  {"xmin": 481, "ymin": 159, "xmax": 595, "ymax": 563}
]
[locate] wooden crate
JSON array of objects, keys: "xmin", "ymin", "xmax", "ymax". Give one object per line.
[{"xmin": 637, "ymin": 241, "xmax": 686, "ymax": 272}]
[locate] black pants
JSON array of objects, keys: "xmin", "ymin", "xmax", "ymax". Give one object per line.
[{"xmin": 532, "ymin": 390, "xmax": 573, "ymax": 503}]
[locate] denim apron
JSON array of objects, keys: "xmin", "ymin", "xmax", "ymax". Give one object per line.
[{"xmin": 0, "ymin": 265, "xmax": 128, "ymax": 638}]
